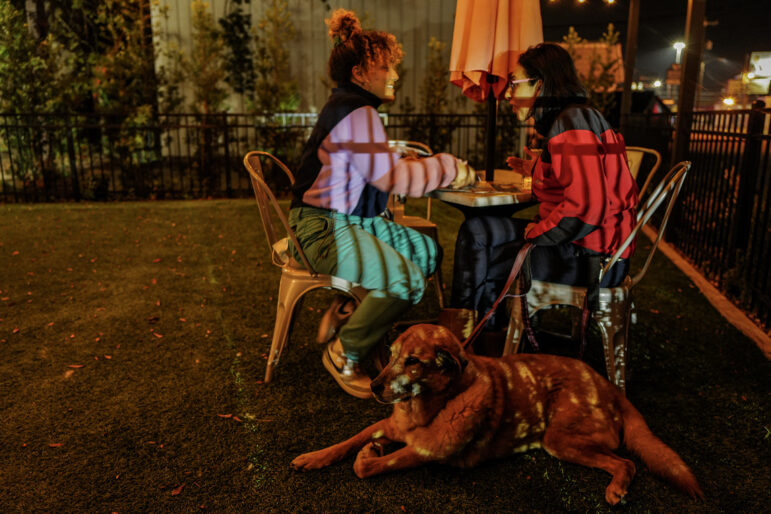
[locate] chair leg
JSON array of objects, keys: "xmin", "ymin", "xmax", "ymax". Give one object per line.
[
  {"xmin": 503, "ymin": 295, "xmax": 526, "ymax": 355},
  {"xmin": 264, "ymin": 277, "xmax": 301, "ymax": 383},
  {"xmin": 432, "ymin": 269, "xmax": 445, "ymax": 309},
  {"xmin": 596, "ymin": 316, "xmax": 630, "ymax": 393}
]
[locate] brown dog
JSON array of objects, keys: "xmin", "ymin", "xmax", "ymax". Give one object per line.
[{"xmin": 292, "ymin": 325, "xmax": 704, "ymax": 505}]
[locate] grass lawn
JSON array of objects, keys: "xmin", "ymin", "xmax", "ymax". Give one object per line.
[{"xmin": 0, "ymin": 199, "xmax": 768, "ymax": 512}]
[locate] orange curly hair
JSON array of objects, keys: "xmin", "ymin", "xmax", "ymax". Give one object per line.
[{"xmin": 325, "ymin": 9, "xmax": 403, "ymax": 85}]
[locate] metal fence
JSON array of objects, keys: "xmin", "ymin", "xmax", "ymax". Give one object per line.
[
  {"xmin": 1, "ymin": 107, "xmax": 768, "ymax": 330},
  {"xmin": 626, "ymin": 103, "xmax": 770, "ymax": 330},
  {"xmin": 0, "ymin": 112, "xmax": 525, "ymax": 202}
]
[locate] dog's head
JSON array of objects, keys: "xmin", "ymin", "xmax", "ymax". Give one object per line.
[{"xmin": 371, "ymin": 324, "xmax": 467, "ymax": 404}]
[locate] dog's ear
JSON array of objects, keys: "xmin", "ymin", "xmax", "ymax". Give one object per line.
[{"xmin": 435, "ymin": 349, "xmax": 466, "ymax": 375}]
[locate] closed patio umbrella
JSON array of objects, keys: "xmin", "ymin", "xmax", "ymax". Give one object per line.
[{"xmin": 449, "ymin": 0, "xmax": 543, "ymax": 180}]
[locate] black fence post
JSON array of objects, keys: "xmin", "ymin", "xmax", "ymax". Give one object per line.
[
  {"xmin": 222, "ymin": 112, "xmax": 232, "ymax": 198},
  {"xmin": 732, "ymin": 100, "xmax": 766, "ymax": 254},
  {"xmin": 66, "ymin": 115, "xmax": 81, "ymax": 201}
]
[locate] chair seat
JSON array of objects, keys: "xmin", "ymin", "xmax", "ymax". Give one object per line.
[
  {"xmin": 395, "ymin": 215, "xmax": 439, "ymax": 241},
  {"xmin": 525, "ymin": 277, "xmax": 633, "ymax": 313},
  {"xmin": 396, "ymin": 214, "xmax": 437, "ymax": 229},
  {"xmin": 504, "ymin": 277, "xmax": 634, "ymax": 391}
]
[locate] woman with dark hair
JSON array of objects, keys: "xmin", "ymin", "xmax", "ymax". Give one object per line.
[
  {"xmin": 290, "ymin": 9, "xmax": 475, "ymax": 398},
  {"xmin": 450, "ymin": 42, "xmax": 638, "ymax": 333}
]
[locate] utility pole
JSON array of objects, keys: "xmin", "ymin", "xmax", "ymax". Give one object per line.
[
  {"xmin": 672, "ymin": 0, "xmax": 706, "ymax": 167},
  {"xmin": 619, "ymin": 0, "xmax": 640, "ymax": 134},
  {"xmin": 696, "ymin": 20, "xmax": 719, "ymax": 109}
]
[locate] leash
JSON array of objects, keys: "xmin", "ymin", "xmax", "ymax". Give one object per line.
[
  {"xmin": 462, "ymin": 243, "xmax": 535, "ymax": 350},
  {"xmin": 461, "ymin": 242, "xmax": 594, "ymax": 357}
]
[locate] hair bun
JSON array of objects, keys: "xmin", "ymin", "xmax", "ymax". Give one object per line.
[{"xmin": 326, "ymin": 8, "xmax": 361, "ymax": 46}]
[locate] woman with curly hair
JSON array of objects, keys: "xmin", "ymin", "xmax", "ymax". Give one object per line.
[{"xmin": 289, "ymin": 9, "xmax": 475, "ymax": 398}]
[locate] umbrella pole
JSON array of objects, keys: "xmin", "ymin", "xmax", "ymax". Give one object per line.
[
  {"xmin": 484, "ymin": 76, "xmax": 497, "ymax": 183},
  {"xmin": 484, "ymin": 90, "xmax": 497, "ymax": 183}
]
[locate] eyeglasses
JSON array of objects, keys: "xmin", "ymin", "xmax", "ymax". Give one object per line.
[{"xmin": 508, "ymin": 77, "xmax": 536, "ymax": 89}]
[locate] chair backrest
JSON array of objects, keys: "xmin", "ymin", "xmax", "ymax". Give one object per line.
[
  {"xmin": 626, "ymin": 146, "xmax": 661, "ymax": 199},
  {"xmin": 600, "ymin": 161, "xmax": 690, "ymax": 288},
  {"xmin": 626, "ymin": 146, "xmax": 662, "ymax": 200},
  {"xmin": 243, "ymin": 151, "xmax": 317, "ymax": 274},
  {"xmin": 387, "ymin": 140, "xmax": 434, "ymax": 220},
  {"xmin": 388, "ymin": 140, "xmax": 432, "ymax": 157}
]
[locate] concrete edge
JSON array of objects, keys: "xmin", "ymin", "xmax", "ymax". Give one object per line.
[{"xmin": 642, "ymin": 225, "xmax": 771, "ymax": 360}]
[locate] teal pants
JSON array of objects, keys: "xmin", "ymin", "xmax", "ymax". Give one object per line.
[{"xmin": 288, "ymin": 206, "xmax": 439, "ymax": 362}]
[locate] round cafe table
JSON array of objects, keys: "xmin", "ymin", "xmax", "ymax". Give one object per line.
[{"xmin": 428, "ymin": 169, "xmax": 536, "ymax": 218}]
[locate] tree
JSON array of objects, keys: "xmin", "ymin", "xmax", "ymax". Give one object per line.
[
  {"xmin": 247, "ymin": 0, "xmax": 301, "ymax": 193},
  {"xmin": 186, "ymin": 0, "xmax": 229, "ymax": 114},
  {"xmin": 399, "ymin": 38, "xmax": 461, "ymax": 153},
  {"xmin": 250, "ymin": 0, "xmax": 299, "ymax": 114},
  {"xmin": 562, "ymin": 24, "xmax": 623, "ymax": 118},
  {"xmin": 0, "ymin": 2, "xmax": 59, "ymax": 113},
  {"xmin": 219, "ymin": 0, "xmax": 255, "ymax": 96}
]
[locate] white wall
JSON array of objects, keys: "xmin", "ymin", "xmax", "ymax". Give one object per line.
[{"xmin": 154, "ymin": 0, "xmax": 469, "ymax": 113}]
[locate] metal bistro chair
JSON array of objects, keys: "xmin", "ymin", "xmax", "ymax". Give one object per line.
[
  {"xmin": 244, "ymin": 151, "xmax": 368, "ymax": 383},
  {"xmin": 626, "ymin": 146, "xmax": 662, "ymax": 200},
  {"xmin": 387, "ymin": 140, "xmax": 445, "ymax": 308},
  {"xmin": 502, "ymin": 161, "xmax": 691, "ymax": 392}
]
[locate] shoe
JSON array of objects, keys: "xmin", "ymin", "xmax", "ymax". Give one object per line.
[
  {"xmin": 316, "ymin": 295, "xmax": 356, "ymax": 343},
  {"xmin": 322, "ymin": 339, "xmax": 372, "ymax": 399}
]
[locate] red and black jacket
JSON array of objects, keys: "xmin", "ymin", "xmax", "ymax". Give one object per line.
[{"xmin": 527, "ymin": 103, "xmax": 638, "ymax": 258}]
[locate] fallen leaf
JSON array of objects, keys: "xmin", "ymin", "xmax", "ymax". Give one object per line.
[
  {"xmin": 48, "ymin": 443, "xmax": 63, "ymax": 447},
  {"xmin": 649, "ymin": 309, "xmax": 660, "ymax": 314},
  {"xmin": 171, "ymin": 483, "xmax": 185, "ymax": 496},
  {"xmin": 12, "ymin": 327, "xmax": 19, "ymax": 334},
  {"xmin": 232, "ymin": 416, "xmax": 243, "ymax": 423},
  {"xmin": 68, "ymin": 364, "xmax": 84, "ymax": 369},
  {"xmin": 104, "ymin": 355, "xmax": 112, "ymax": 359},
  {"xmin": 217, "ymin": 413, "xmax": 232, "ymax": 418},
  {"xmin": 153, "ymin": 332, "xmax": 163, "ymax": 338},
  {"xmin": 153, "ymin": 258, "xmax": 162, "ymax": 263}
]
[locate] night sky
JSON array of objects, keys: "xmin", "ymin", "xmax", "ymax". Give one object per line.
[{"xmin": 539, "ymin": 0, "xmax": 770, "ymax": 91}]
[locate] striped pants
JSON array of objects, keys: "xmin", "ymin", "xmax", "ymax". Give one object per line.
[{"xmin": 289, "ymin": 206, "xmax": 439, "ymax": 362}]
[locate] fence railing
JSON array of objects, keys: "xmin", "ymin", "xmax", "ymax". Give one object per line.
[
  {"xmin": 0, "ymin": 112, "xmax": 525, "ymax": 202},
  {"xmin": 1, "ymin": 107, "xmax": 768, "ymax": 331},
  {"xmin": 625, "ymin": 103, "xmax": 770, "ymax": 331}
]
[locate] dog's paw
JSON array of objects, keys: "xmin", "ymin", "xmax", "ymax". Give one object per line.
[
  {"xmin": 352, "ymin": 444, "xmax": 381, "ymax": 478},
  {"xmin": 605, "ymin": 485, "xmax": 628, "ymax": 506},
  {"xmin": 291, "ymin": 449, "xmax": 334, "ymax": 471}
]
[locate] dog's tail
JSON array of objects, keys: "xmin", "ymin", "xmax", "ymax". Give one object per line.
[{"xmin": 618, "ymin": 394, "xmax": 704, "ymax": 499}]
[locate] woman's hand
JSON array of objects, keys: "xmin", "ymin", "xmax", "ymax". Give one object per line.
[
  {"xmin": 506, "ymin": 147, "xmax": 539, "ymax": 177},
  {"xmin": 524, "ymin": 222, "xmax": 536, "ymax": 239},
  {"xmin": 450, "ymin": 159, "xmax": 477, "ymax": 189}
]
